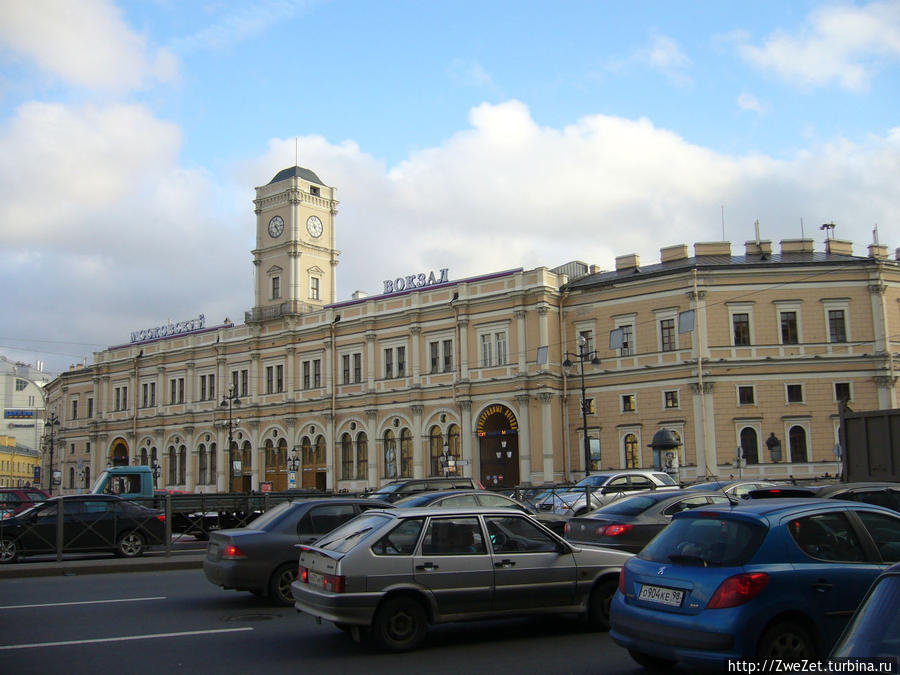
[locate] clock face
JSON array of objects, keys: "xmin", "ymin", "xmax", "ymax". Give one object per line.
[
  {"xmin": 307, "ymin": 215, "xmax": 323, "ymax": 238},
  {"xmin": 267, "ymin": 215, "xmax": 284, "ymax": 238}
]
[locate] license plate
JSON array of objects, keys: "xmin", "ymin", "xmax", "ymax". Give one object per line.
[
  {"xmin": 639, "ymin": 584, "xmax": 684, "ymax": 607},
  {"xmin": 308, "ymin": 571, "xmax": 324, "ymax": 588}
]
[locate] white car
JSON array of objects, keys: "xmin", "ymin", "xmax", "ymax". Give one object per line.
[{"xmin": 533, "ymin": 470, "xmax": 680, "ymax": 516}]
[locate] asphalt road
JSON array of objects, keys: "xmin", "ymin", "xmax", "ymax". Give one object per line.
[{"xmin": 0, "ymin": 568, "xmax": 648, "ymax": 674}]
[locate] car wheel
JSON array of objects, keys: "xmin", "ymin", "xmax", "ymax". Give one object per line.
[
  {"xmin": 628, "ymin": 649, "xmax": 676, "ymax": 671},
  {"xmin": 758, "ymin": 621, "xmax": 817, "ymax": 660},
  {"xmin": 371, "ymin": 596, "xmax": 428, "ymax": 652},
  {"xmin": 586, "ymin": 579, "xmax": 617, "ymax": 631},
  {"xmin": 0, "ymin": 538, "xmax": 19, "ymax": 564},
  {"xmin": 269, "ymin": 563, "xmax": 297, "ymax": 607},
  {"xmin": 116, "ymin": 531, "xmax": 145, "ymax": 558}
]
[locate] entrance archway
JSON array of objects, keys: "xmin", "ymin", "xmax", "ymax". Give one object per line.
[
  {"xmin": 477, "ymin": 404, "xmax": 519, "ymax": 488},
  {"xmin": 109, "ymin": 439, "xmax": 129, "ymax": 466}
]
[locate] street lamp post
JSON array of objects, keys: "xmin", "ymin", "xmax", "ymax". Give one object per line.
[
  {"xmin": 44, "ymin": 413, "xmax": 60, "ymax": 496},
  {"xmin": 564, "ymin": 335, "xmax": 601, "ymax": 477},
  {"xmin": 220, "ymin": 384, "xmax": 241, "ymax": 492}
]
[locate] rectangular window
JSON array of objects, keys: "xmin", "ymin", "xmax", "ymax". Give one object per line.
[
  {"xmin": 430, "ymin": 341, "xmax": 439, "ymax": 373},
  {"xmin": 170, "ymin": 378, "xmax": 184, "ymax": 404},
  {"xmin": 276, "ymin": 364, "xmax": 283, "ymax": 393},
  {"xmin": 200, "ymin": 374, "xmax": 215, "ymax": 401},
  {"xmin": 786, "ymin": 384, "xmax": 804, "ymax": 403},
  {"xmin": 397, "ymin": 346, "xmax": 406, "ymax": 377},
  {"xmin": 443, "ymin": 339, "xmax": 453, "ymax": 372},
  {"xmin": 780, "ymin": 311, "xmax": 799, "ymax": 345},
  {"xmin": 313, "ymin": 359, "xmax": 321, "ymax": 387},
  {"xmin": 480, "ymin": 334, "xmax": 492, "ymax": 367},
  {"xmin": 828, "ymin": 309, "xmax": 847, "ymax": 343},
  {"xmin": 495, "ymin": 332, "xmax": 507, "ymax": 366},
  {"xmin": 738, "ymin": 386, "xmax": 755, "ymax": 405},
  {"xmin": 621, "ymin": 394, "xmax": 636, "ymax": 412},
  {"xmin": 71, "ymin": 400, "xmax": 78, "ymax": 420},
  {"xmin": 303, "ymin": 361, "xmax": 310, "ymax": 389},
  {"xmin": 732, "ymin": 313, "xmax": 751, "ymax": 346},
  {"xmin": 271, "ymin": 276, "xmax": 281, "ymax": 300},
  {"xmin": 384, "ymin": 348, "xmax": 393, "ymax": 379},
  {"xmin": 231, "ymin": 369, "xmax": 249, "ymax": 398},
  {"xmin": 240, "ymin": 369, "xmax": 248, "ymax": 397},
  {"xmin": 578, "ymin": 329, "xmax": 594, "ymax": 353},
  {"xmin": 87, "ymin": 398, "xmax": 93, "ymax": 418},
  {"xmin": 115, "ymin": 388, "xmax": 121, "ymax": 412},
  {"xmin": 265, "ymin": 366, "xmax": 274, "ymax": 394},
  {"xmin": 620, "ymin": 324, "xmax": 634, "ymax": 356},
  {"xmin": 310, "ymin": 277, "xmax": 320, "ymax": 300},
  {"xmin": 664, "ymin": 391, "xmax": 679, "ymax": 409},
  {"xmin": 835, "ymin": 382, "xmax": 851, "ymax": 403},
  {"xmin": 660, "ymin": 319, "xmax": 676, "ymax": 352},
  {"xmin": 342, "ymin": 354, "xmax": 351, "ymax": 384},
  {"xmin": 142, "ymin": 383, "xmax": 149, "ymax": 408},
  {"xmin": 353, "ymin": 353, "xmax": 362, "ymax": 383}
]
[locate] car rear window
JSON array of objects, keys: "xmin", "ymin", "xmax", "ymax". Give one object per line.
[
  {"xmin": 316, "ymin": 512, "xmax": 393, "ymax": 553},
  {"xmin": 639, "ymin": 515, "xmax": 767, "ymax": 566},
  {"xmin": 652, "ymin": 473, "xmax": 678, "ymax": 486},
  {"xmin": 595, "ymin": 494, "xmax": 665, "ymax": 516}
]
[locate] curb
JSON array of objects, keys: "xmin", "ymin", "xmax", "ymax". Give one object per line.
[{"xmin": 0, "ymin": 554, "xmax": 205, "ymax": 579}]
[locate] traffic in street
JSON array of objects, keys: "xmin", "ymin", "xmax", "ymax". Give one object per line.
[{"xmin": 0, "ymin": 568, "xmax": 646, "ymax": 674}]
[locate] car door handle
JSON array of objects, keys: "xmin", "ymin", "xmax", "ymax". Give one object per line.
[
  {"xmin": 416, "ymin": 562, "xmax": 439, "ymax": 571},
  {"xmin": 494, "ymin": 559, "xmax": 516, "ymax": 568},
  {"xmin": 811, "ymin": 581, "xmax": 833, "ymax": 592}
]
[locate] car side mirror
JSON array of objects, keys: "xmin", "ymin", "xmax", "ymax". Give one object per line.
[{"xmin": 556, "ymin": 540, "xmax": 573, "ymax": 555}]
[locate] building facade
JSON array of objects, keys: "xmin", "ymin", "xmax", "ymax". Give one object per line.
[
  {"xmin": 1, "ymin": 355, "xmax": 51, "ymax": 487},
  {"xmin": 43, "ymin": 166, "xmax": 900, "ymax": 494}
]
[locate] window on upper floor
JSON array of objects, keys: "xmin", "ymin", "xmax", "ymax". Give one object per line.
[
  {"xmin": 835, "ymin": 382, "xmax": 852, "ymax": 403},
  {"xmin": 738, "ymin": 385, "xmax": 755, "ymax": 405},
  {"xmin": 271, "ymin": 276, "xmax": 281, "ymax": 300},
  {"xmin": 828, "ymin": 309, "xmax": 847, "ymax": 343},
  {"xmin": 786, "ymin": 383, "xmax": 804, "ymax": 404},
  {"xmin": 780, "ymin": 311, "xmax": 799, "ymax": 345},
  {"xmin": 664, "ymin": 390, "xmax": 679, "ymax": 409},
  {"xmin": 621, "ymin": 393, "xmax": 636, "ymax": 413},
  {"xmin": 479, "ymin": 330, "xmax": 509, "ymax": 367},
  {"xmin": 732, "ymin": 313, "xmax": 751, "ymax": 346},
  {"xmin": 659, "ymin": 318, "xmax": 676, "ymax": 352}
]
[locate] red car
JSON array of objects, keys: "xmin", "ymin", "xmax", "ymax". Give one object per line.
[{"xmin": 0, "ymin": 487, "xmax": 50, "ymax": 518}]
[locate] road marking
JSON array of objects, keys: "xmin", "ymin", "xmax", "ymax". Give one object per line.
[
  {"xmin": 0, "ymin": 627, "xmax": 254, "ymax": 650},
  {"xmin": 0, "ymin": 596, "xmax": 166, "ymax": 610}
]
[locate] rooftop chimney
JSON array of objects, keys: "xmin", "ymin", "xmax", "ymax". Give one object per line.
[{"xmin": 615, "ymin": 253, "xmax": 640, "ymax": 271}]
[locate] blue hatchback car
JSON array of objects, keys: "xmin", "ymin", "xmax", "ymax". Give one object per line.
[{"xmin": 610, "ymin": 498, "xmax": 900, "ymax": 670}]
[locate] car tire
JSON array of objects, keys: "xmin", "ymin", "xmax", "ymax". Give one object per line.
[
  {"xmin": 758, "ymin": 621, "xmax": 817, "ymax": 660},
  {"xmin": 116, "ymin": 531, "xmax": 145, "ymax": 558},
  {"xmin": 586, "ymin": 579, "xmax": 617, "ymax": 631},
  {"xmin": 371, "ymin": 596, "xmax": 428, "ymax": 652},
  {"xmin": 269, "ymin": 563, "xmax": 297, "ymax": 607},
  {"xmin": 628, "ymin": 649, "xmax": 676, "ymax": 671},
  {"xmin": 0, "ymin": 538, "xmax": 19, "ymax": 564}
]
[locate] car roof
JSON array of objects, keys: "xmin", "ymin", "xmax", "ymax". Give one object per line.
[
  {"xmin": 672, "ymin": 496, "xmax": 900, "ymax": 522},
  {"xmin": 814, "ymin": 482, "xmax": 900, "ymax": 497},
  {"xmin": 369, "ymin": 506, "xmax": 531, "ymax": 519}
]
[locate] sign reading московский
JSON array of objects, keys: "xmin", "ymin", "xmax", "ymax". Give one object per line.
[{"xmin": 130, "ymin": 314, "xmax": 206, "ymax": 344}]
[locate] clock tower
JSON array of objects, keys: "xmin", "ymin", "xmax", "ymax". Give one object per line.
[{"xmin": 250, "ymin": 166, "xmax": 340, "ymax": 321}]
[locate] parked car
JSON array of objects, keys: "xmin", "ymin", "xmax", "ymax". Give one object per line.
[
  {"xmin": 394, "ymin": 489, "xmax": 567, "ymax": 535},
  {"xmin": 685, "ymin": 480, "xmax": 777, "ymax": 499},
  {"xmin": 367, "ymin": 477, "xmax": 484, "ymax": 503},
  {"xmin": 291, "ymin": 506, "xmax": 632, "ymax": 651},
  {"xmin": 749, "ymin": 482, "xmax": 900, "ymax": 514},
  {"xmin": 204, "ymin": 497, "xmax": 392, "ymax": 605},
  {"xmin": 565, "ymin": 490, "xmax": 733, "ymax": 553},
  {"xmin": 831, "ymin": 561, "xmax": 900, "ymax": 659},
  {"xmin": 610, "ymin": 498, "xmax": 900, "ymax": 670},
  {"xmin": 0, "ymin": 487, "xmax": 50, "ymax": 517},
  {"xmin": 533, "ymin": 470, "xmax": 680, "ymax": 516},
  {"xmin": 0, "ymin": 494, "xmax": 166, "ymax": 563}
]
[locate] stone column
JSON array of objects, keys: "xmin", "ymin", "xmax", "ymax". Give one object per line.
[
  {"xmin": 412, "ymin": 405, "xmax": 424, "ymax": 478},
  {"xmin": 516, "ymin": 310, "xmax": 527, "ymax": 374},
  {"xmin": 460, "ymin": 399, "xmax": 474, "ymax": 478},
  {"xmin": 458, "ymin": 319, "xmax": 470, "ymax": 380},
  {"xmin": 410, "ymin": 326, "xmax": 421, "ymax": 387},
  {"xmin": 366, "ymin": 332, "xmax": 376, "ymax": 391},
  {"xmin": 324, "ymin": 412, "xmax": 335, "ymax": 490},
  {"xmin": 516, "ymin": 394, "xmax": 532, "ymax": 484},
  {"xmin": 366, "ymin": 409, "xmax": 378, "ymax": 488},
  {"xmin": 540, "ymin": 392, "xmax": 554, "ymax": 482}
]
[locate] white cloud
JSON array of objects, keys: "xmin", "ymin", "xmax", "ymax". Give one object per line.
[
  {"xmin": 737, "ymin": 92, "xmax": 768, "ymax": 114},
  {"xmin": 637, "ymin": 33, "xmax": 693, "ymax": 86},
  {"xmin": 447, "ymin": 59, "xmax": 496, "ymax": 88},
  {"xmin": 737, "ymin": 0, "xmax": 900, "ymax": 91},
  {"xmin": 0, "ymin": 0, "xmax": 178, "ymax": 91}
]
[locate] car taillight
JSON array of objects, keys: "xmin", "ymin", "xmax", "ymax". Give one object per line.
[
  {"xmin": 618, "ymin": 568, "xmax": 626, "ymax": 594},
  {"xmin": 564, "ymin": 522, "xmax": 571, "ymax": 536},
  {"xmin": 299, "ymin": 565, "xmax": 308, "ymax": 583},
  {"xmin": 600, "ymin": 523, "xmax": 633, "ymax": 537},
  {"xmin": 323, "ymin": 573, "xmax": 345, "ymax": 593},
  {"xmin": 155, "ymin": 514, "xmax": 166, "ymax": 523},
  {"xmin": 707, "ymin": 572, "xmax": 769, "ymax": 609},
  {"xmin": 222, "ymin": 544, "xmax": 246, "ymax": 560}
]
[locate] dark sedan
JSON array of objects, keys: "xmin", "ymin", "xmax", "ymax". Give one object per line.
[
  {"xmin": 204, "ymin": 498, "xmax": 393, "ymax": 605},
  {"xmin": 564, "ymin": 490, "xmax": 733, "ymax": 553},
  {"xmin": 0, "ymin": 494, "xmax": 166, "ymax": 563},
  {"xmin": 749, "ymin": 482, "xmax": 900, "ymax": 513},
  {"xmin": 685, "ymin": 480, "xmax": 777, "ymax": 499},
  {"xmin": 394, "ymin": 490, "xmax": 568, "ymax": 535}
]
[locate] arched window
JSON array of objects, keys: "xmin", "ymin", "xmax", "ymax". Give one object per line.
[
  {"xmin": 400, "ymin": 428, "xmax": 413, "ymax": 478},
  {"xmin": 178, "ymin": 446, "xmax": 186, "ymax": 484},
  {"xmin": 315, "ymin": 436, "xmax": 326, "ymax": 465},
  {"xmin": 341, "ymin": 433, "xmax": 353, "ymax": 480},
  {"xmin": 241, "ymin": 441, "xmax": 252, "ymax": 475},
  {"xmin": 265, "ymin": 439, "xmax": 276, "ymax": 470},
  {"xmin": 302, "ymin": 437, "xmax": 313, "ymax": 465},
  {"xmin": 356, "ymin": 432, "xmax": 368, "ymax": 480},
  {"xmin": 789, "ymin": 425, "xmax": 808, "ymax": 463},
  {"xmin": 208, "ymin": 443, "xmax": 217, "ymax": 484},
  {"xmin": 140, "ymin": 448, "xmax": 148, "ymax": 466},
  {"xmin": 68, "ymin": 466, "xmax": 75, "ymax": 488},
  {"xmin": 384, "ymin": 430, "xmax": 397, "ymax": 478},
  {"xmin": 84, "ymin": 466, "xmax": 90, "ymax": 489},
  {"xmin": 448, "ymin": 424, "xmax": 460, "ymax": 462},
  {"xmin": 429, "ymin": 425, "xmax": 443, "ymax": 476},
  {"xmin": 198, "ymin": 443, "xmax": 208, "ymax": 485},
  {"xmin": 167, "ymin": 447, "xmax": 176, "ymax": 484},
  {"xmin": 624, "ymin": 434, "xmax": 639, "ymax": 468},
  {"xmin": 277, "ymin": 438, "xmax": 287, "ymax": 471},
  {"xmin": 741, "ymin": 427, "xmax": 759, "ymax": 465}
]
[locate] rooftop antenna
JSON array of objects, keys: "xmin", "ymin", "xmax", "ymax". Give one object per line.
[
  {"xmin": 754, "ymin": 218, "xmax": 761, "ymax": 246},
  {"xmin": 800, "ymin": 217, "xmax": 805, "ymax": 239},
  {"xmin": 821, "ymin": 222, "xmax": 836, "ymax": 240},
  {"xmin": 721, "ymin": 205, "xmax": 726, "ymax": 241},
  {"xmin": 873, "ymin": 225, "xmax": 880, "ymax": 246}
]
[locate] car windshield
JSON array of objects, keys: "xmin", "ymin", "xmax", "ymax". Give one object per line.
[
  {"xmin": 245, "ymin": 500, "xmax": 294, "ymax": 530},
  {"xmin": 594, "ymin": 494, "xmax": 669, "ymax": 517},
  {"xmin": 575, "ymin": 474, "xmax": 614, "ymax": 488},
  {"xmin": 652, "ymin": 473, "xmax": 678, "ymax": 486},
  {"xmin": 639, "ymin": 515, "xmax": 767, "ymax": 567},
  {"xmin": 832, "ymin": 575, "xmax": 900, "ymax": 658},
  {"xmin": 316, "ymin": 512, "xmax": 393, "ymax": 553},
  {"xmin": 371, "ymin": 484, "xmax": 402, "ymax": 496}
]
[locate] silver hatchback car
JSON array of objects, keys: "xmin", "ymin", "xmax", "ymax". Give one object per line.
[{"xmin": 291, "ymin": 506, "xmax": 632, "ymax": 651}]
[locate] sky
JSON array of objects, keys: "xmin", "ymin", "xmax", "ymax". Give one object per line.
[{"xmin": 2, "ymin": 0, "xmax": 899, "ymax": 376}]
